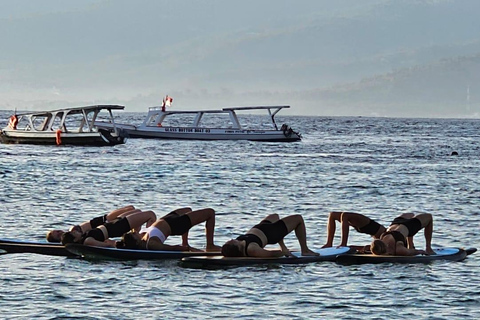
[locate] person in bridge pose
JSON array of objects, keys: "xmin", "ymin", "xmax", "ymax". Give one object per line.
[
  {"xmin": 321, "ymin": 212, "xmax": 386, "ymax": 249},
  {"xmin": 121, "ymin": 208, "xmax": 222, "ymax": 252},
  {"xmin": 46, "ymin": 205, "xmax": 139, "ymax": 242},
  {"xmin": 371, "ymin": 213, "xmax": 435, "ymax": 256},
  {"xmin": 221, "ymin": 214, "xmax": 318, "ymax": 258},
  {"xmin": 61, "ymin": 209, "xmax": 157, "ymax": 247}
]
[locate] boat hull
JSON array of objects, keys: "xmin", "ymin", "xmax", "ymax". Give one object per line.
[
  {"xmin": 0, "ymin": 129, "xmax": 126, "ymax": 146},
  {"xmin": 96, "ymin": 123, "xmax": 301, "ymax": 142}
]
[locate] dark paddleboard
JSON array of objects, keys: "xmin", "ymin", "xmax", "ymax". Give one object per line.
[
  {"xmin": 335, "ymin": 247, "xmax": 475, "ymax": 265},
  {"xmin": 0, "ymin": 238, "xmax": 75, "ymax": 257},
  {"xmin": 65, "ymin": 243, "xmax": 222, "ymax": 260},
  {"xmin": 180, "ymin": 247, "xmax": 355, "ymax": 269}
]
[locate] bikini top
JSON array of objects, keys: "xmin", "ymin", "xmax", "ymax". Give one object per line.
[
  {"xmin": 143, "ymin": 226, "xmax": 167, "ymax": 246},
  {"xmin": 83, "ymin": 228, "xmax": 105, "ymax": 243},
  {"xmin": 381, "ymin": 230, "xmax": 407, "ymax": 247},
  {"xmin": 237, "ymin": 234, "xmax": 263, "ymax": 257},
  {"xmin": 89, "ymin": 214, "xmax": 107, "ymax": 229}
]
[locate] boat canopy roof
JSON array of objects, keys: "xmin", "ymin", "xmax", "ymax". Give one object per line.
[
  {"xmin": 222, "ymin": 106, "xmax": 290, "ymax": 111},
  {"xmin": 8, "ymin": 105, "xmax": 124, "ymax": 133},
  {"xmin": 16, "ymin": 105, "xmax": 125, "ymax": 116},
  {"xmin": 148, "ymin": 105, "xmax": 290, "ymax": 114}
]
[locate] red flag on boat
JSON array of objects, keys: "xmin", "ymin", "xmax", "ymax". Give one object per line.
[
  {"xmin": 165, "ymin": 95, "xmax": 173, "ymax": 107},
  {"xmin": 162, "ymin": 95, "xmax": 173, "ymax": 111}
]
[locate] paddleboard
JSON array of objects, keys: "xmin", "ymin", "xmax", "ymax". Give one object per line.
[
  {"xmin": 0, "ymin": 238, "xmax": 75, "ymax": 257},
  {"xmin": 65, "ymin": 243, "xmax": 222, "ymax": 260},
  {"xmin": 335, "ymin": 247, "xmax": 475, "ymax": 265},
  {"xmin": 180, "ymin": 247, "xmax": 355, "ymax": 269}
]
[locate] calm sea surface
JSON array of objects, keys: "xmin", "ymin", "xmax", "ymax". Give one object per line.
[{"xmin": 0, "ymin": 111, "xmax": 479, "ymax": 319}]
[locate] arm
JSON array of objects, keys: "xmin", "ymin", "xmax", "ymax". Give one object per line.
[
  {"xmin": 407, "ymin": 236, "xmax": 415, "ymax": 249},
  {"xmin": 278, "ymin": 240, "xmax": 294, "ymax": 257},
  {"xmin": 395, "ymin": 243, "xmax": 425, "ymax": 256},
  {"xmin": 83, "ymin": 237, "xmax": 117, "ymax": 248},
  {"xmin": 340, "ymin": 213, "xmax": 352, "ymax": 247},
  {"xmin": 178, "ymin": 231, "xmax": 201, "ymax": 251},
  {"xmin": 247, "ymin": 244, "xmax": 285, "ymax": 258},
  {"xmin": 322, "ymin": 212, "xmax": 342, "ymax": 248},
  {"xmin": 146, "ymin": 241, "xmax": 189, "ymax": 251},
  {"xmin": 181, "ymin": 232, "xmax": 189, "ymax": 247}
]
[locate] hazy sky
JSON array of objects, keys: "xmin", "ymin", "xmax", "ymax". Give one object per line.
[{"xmin": 1, "ymin": 0, "xmax": 479, "ymax": 117}]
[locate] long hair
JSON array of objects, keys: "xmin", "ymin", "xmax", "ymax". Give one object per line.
[
  {"xmin": 61, "ymin": 232, "xmax": 76, "ymax": 245},
  {"xmin": 122, "ymin": 232, "xmax": 140, "ymax": 249},
  {"xmin": 221, "ymin": 241, "xmax": 243, "ymax": 257},
  {"xmin": 371, "ymin": 239, "xmax": 387, "ymax": 255},
  {"xmin": 46, "ymin": 230, "xmax": 63, "ymax": 243}
]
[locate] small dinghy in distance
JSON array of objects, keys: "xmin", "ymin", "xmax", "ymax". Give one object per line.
[
  {"xmin": 335, "ymin": 247, "xmax": 476, "ymax": 265},
  {"xmin": 65, "ymin": 243, "xmax": 222, "ymax": 260},
  {"xmin": 180, "ymin": 247, "xmax": 355, "ymax": 269},
  {"xmin": 0, "ymin": 238, "xmax": 75, "ymax": 257}
]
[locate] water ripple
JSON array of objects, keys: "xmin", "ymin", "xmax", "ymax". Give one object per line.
[{"xmin": 1, "ymin": 113, "xmax": 479, "ymax": 319}]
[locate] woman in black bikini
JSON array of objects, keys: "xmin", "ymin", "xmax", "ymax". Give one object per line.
[
  {"xmin": 61, "ymin": 210, "xmax": 157, "ymax": 247},
  {"xmin": 371, "ymin": 213, "xmax": 435, "ymax": 256},
  {"xmin": 321, "ymin": 212, "xmax": 386, "ymax": 248},
  {"xmin": 221, "ymin": 214, "xmax": 318, "ymax": 258},
  {"xmin": 46, "ymin": 205, "xmax": 138, "ymax": 242}
]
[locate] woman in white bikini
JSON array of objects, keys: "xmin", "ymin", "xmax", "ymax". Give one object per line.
[{"xmin": 121, "ymin": 208, "xmax": 221, "ymax": 252}]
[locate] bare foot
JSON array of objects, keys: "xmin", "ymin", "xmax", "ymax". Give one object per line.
[
  {"xmin": 426, "ymin": 247, "xmax": 436, "ymax": 255},
  {"xmin": 321, "ymin": 244, "xmax": 332, "ymax": 249},
  {"xmin": 302, "ymin": 249, "xmax": 320, "ymax": 256},
  {"xmin": 188, "ymin": 246, "xmax": 203, "ymax": 252},
  {"xmin": 206, "ymin": 244, "xmax": 222, "ymax": 252}
]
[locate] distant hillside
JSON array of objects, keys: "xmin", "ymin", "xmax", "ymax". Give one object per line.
[
  {"xmin": 297, "ymin": 54, "xmax": 480, "ymax": 117},
  {"xmin": 1, "ymin": 0, "xmax": 480, "ymax": 117}
]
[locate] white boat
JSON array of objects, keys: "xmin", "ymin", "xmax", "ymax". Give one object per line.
[
  {"xmin": 0, "ymin": 105, "xmax": 127, "ymax": 146},
  {"xmin": 95, "ymin": 105, "xmax": 302, "ymax": 142}
]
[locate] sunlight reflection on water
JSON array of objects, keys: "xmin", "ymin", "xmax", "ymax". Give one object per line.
[{"xmin": 1, "ymin": 112, "xmax": 479, "ymax": 319}]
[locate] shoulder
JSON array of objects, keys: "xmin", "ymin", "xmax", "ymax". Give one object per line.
[{"xmin": 245, "ymin": 242, "xmax": 262, "ymax": 255}]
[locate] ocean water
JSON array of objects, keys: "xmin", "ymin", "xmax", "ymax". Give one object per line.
[{"xmin": 0, "ymin": 111, "xmax": 479, "ymax": 319}]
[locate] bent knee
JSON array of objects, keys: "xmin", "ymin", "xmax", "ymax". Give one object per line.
[
  {"xmin": 204, "ymin": 208, "xmax": 215, "ymax": 215},
  {"xmin": 416, "ymin": 213, "xmax": 433, "ymax": 226},
  {"xmin": 291, "ymin": 214, "xmax": 304, "ymax": 222},
  {"xmin": 193, "ymin": 208, "xmax": 215, "ymax": 218},
  {"xmin": 264, "ymin": 214, "xmax": 280, "ymax": 221},
  {"xmin": 400, "ymin": 212, "xmax": 415, "ymax": 219}
]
